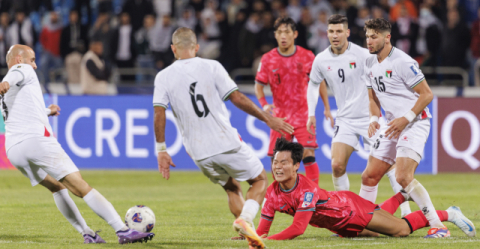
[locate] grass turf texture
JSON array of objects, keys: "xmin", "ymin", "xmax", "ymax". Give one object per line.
[{"xmin": 0, "ymin": 170, "xmax": 478, "ymax": 249}]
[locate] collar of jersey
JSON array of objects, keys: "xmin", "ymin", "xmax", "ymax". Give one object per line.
[
  {"xmin": 279, "ymin": 175, "xmax": 299, "ymax": 193},
  {"xmin": 276, "ymin": 46, "xmax": 297, "ymax": 57}
]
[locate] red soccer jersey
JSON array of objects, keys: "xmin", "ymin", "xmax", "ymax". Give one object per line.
[
  {"xmin": 258, "ymin": 174, "xmax": 375, "ymax": 239},
  {"xmin": 255, "ymin": 46, "xmax": 315, "ymax": 128}
]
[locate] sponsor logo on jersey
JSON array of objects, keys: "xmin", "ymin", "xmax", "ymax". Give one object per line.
[
  {"xmin": 17, "ymin": 66, "xmax": 21, "ymax": 68},
  {"xmin": 272, "ymin": 68, "xmax": 279, "ymax": 72},
  {"xmin": 349, "ymin": 61, "xmax": 356, "ymax": 69},
  {"xmin": 302, "ymin": 192, "xmax": 314, "ymax": 207},
  {"xmin": 327, "ymin": 66, "xmax": 332, "ymax": 71},
  {"xmin": 386, "ymin": 70, "xmax": 393, "ymax": 78},
  {"xmin": 410, "ymin": 65, "xmax": 418, "ymax": 75},
  {"xmin": 402, "ymin": 136, "xmax": 408, "ymax": 141},
  {"xmin": 369, "ymin": 72, "xmax": 374, "ymax": 78}
]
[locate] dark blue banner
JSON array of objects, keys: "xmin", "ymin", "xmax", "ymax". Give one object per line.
[{"xmin": 54, "ymin": 95, "xmax": 433, "ymax": 173}]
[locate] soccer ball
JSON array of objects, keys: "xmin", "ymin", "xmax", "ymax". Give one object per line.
[{"xmin": 125, "ymin": 205, "xmax": 156, "ymax": 232}]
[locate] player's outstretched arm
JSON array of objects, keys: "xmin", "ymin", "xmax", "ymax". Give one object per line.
[
  {"xmin": 368, "ymin": 88, "xmax": 381, "ymax": 138},
  {"xmin": 265, "ymin": 211, "xmax": 313, "ymax": 240},
  {"xmin": 385, "ymin": 80, "xmax": 433, "ymax": 139},
  {"xmin": 154, "ymin": 106, "xmax": 176, "ymax": 180},
  {"xmin": 228, "ymin": 90, "xmax": 294, "ymax": 135}
]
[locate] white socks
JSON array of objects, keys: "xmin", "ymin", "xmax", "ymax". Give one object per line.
[
  {"xmin": 53, "ymin": 189, "xmax": 95, "ymax": 236},
  {"xmin": 386, "ymin": 169, "xmax": 411, "ymax": 217},
  {"xmin": 332, "ymin": 173, "xmax": 350, "ymax": 191},
  {"xmin": 83, "ymin": 189, "xmax": 127, "ymax": 232},
  {"xmin": 405, "ymin": 179, "xmax": 444, "ymax": 228},
  {"xmin": 359, "ymin": 184, "xmax": 378, "ymax": 203},
  {"xmin": 240, "ymin": 199, "xmax": 260, "ymax": 225}
]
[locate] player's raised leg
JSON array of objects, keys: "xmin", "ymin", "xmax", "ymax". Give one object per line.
[
  {"xmin": 60, "ymin": 172, "xmax": 154, "ymax": 244},
  {"xmin": 39, "ymin": 175, "xmax": 104, "ymax": 243},
  {"xmin": 331, "ymin": 142, "xmax": 354, "ymax": 191}
]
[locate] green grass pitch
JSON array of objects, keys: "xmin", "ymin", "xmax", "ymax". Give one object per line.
[{"xmin": 0, "ymin": 170, "xmax": 478, "ymax": 248}]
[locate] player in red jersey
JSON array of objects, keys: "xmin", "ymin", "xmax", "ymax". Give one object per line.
[
  {"xmin": 255, "ymin": 17, "xmax": 320, "ymax": 184},
  {"xmin": 249, "ymin": 138, "xmax": 475, "ymax": 246}
]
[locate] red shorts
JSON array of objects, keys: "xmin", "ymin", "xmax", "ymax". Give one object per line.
[
  {"xmin": 268, "ymin": 126, "xmax": 318, "ymax": 157},
  {"xmin": 333, "ymin": 192, "xmax": 380, "ymax": 238}
]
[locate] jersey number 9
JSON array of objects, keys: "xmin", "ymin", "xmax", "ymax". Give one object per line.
[{"xmin": 338, "ymin": 69, "xmax": 345, "ymax": 83}]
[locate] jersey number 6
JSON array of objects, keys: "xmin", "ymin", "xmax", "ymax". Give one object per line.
[{"xmin": 189, "ymin": 82, "xmax": 210, "ymax": 118}]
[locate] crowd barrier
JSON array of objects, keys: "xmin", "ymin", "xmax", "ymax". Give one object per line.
[{"xmin": 0, "ymin": 95, "xmax": 478, "ymax": 174}]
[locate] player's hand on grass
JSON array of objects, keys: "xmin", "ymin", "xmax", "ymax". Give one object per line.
[
  {"xmin": 157, "ymin": 152, "xmax": 176, "ymax": 180},
  {"xmin": 0, "ymin": 81, "xmax": 10, "ymax": 95},
  {"xmin": 324, "ymin": 109, "xmax": 334, "ymax": 128},
  {"xmin": 263, "ymin": 104, "xmax": 276, "ymax": 115},
  {"xmin": 266, "ymin": 116, "xmax": 294, "ymax": 135},
  {"xmin": 368, "ymin": 121, "xmax": 380, "ymax": 138},
  {"xmin": 385, "ymin": 117, "xmax": 409, "ymax": 139},
  {"xmin": 47, "ymin": 104, "xmax": 61, "ymax": 116},
  {"xmin": 307, "ymin": 116, "xmax": 316, "ymax": 135}
]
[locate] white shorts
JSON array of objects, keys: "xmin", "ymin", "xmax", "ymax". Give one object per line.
[
  {"xmin": 370, "ymin": 118, "xmax": 430, "ymax": 165},
  {"xmin": 7, "ymin": 136, "xmax": 79, "ymax": 186},
  {"xmin": 194, "ymin": 141, "xmax": 264, "ymax": 186},
  {"xmin": 332, "ymin": 118, "xmax": 376, "ymax": 151}
]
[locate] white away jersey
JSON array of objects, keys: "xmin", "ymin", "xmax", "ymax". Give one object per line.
[
  {"xmin": 1, "ymin": 64, "xmax": 54, "ymax": 151},
  {"xmin": 364, "ymin": 47, "xmax": 432, "ymax": 123},
  {"xmin": 153, "ymin": 57, "xmax": 242, "ymax": 160},
  {"xmin": 310, "ymin": 42, "xmax": 370, "ymax": 120}
]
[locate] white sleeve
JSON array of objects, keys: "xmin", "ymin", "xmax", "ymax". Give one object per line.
[
  {"xmin": 213, "ymin": 62, "xmax": 238, "ymax": 101},
  {"xmin": 153, "ymin": 74, "xmax": 169, "ymax": 109},
  {"xmin": 398, "ymin": 59, "xmax": 425, "ymax": 88},
  {"xmin": 307, "ymin": 80, "xmax": 320, "ymax": 117},
  {"xmin": 309, "ymin": 55, "xmax": 324, "ymax": 85},
  {"xmin": 2, "ymin": 70, "xmax": 24, "ymax": 87}
]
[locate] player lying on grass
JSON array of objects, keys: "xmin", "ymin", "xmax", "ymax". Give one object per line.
[
  {"xmin": 248, "ymin": 138, "xmax": 475, "ymax": 247},
  {"xmin": 0, "ymin": 45, "xmax": 154, "ymax": 244}
]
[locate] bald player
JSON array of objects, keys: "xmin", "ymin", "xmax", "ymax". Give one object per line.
[
  {"xmin": 1, "ymin": 45, "xmax": 154, "ymax": 244},
  {"xmin": 154, "ymin": 28, "xmax": 294, "ymax": 249}
]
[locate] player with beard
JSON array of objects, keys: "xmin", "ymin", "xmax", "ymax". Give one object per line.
[
  {"xmin": 255, "ymin": 17, "xmax": 320, "ymax": 184},
  {"xmin": 306, "ymin": 14, "xmax": 411, "ymax": 217},
  {"xmin": 362, "ymin": 18, "xmax": 449, "ymax": 237}
]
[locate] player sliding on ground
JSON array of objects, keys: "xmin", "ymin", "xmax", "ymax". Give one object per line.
[
  {"xmin": 362, "ymin": 18, "xmax": 449, "ymax": 237},
  {"xmin": 306, "ymin": 14, "xmax": 411, "ymax": 216},
  {"xmin": 0, "ymin": 45, "xmax": 154, "ymax": 244},
  {"xmin": 248, "ymin": 138, "xmax": 475, "ymax": 247},
  {"xmin": 153, "ymin": 27, "xmax": 294, "ymax": 249}
]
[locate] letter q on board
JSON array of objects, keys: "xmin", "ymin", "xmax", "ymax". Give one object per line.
[{"xmin": 441, "ymin": 110, "xmax": 480, "ymax": 170}]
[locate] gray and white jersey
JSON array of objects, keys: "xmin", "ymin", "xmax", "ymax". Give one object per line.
[
  {"xmin": 363, "ymin": 47, "xmax": 431, "ymax": 123},
  {"xmin": 310, "ymin": 42, "xmax": 371, "ymax": 120},
  {"xmin": 153, "ymin": 57, "xmax": 242, "ymax": 160}
]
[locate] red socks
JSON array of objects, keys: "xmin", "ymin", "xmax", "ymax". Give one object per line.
[
  {"xmin": 304, "ymin": 162, "xmax": 319, "ymax": 184},
  {"xmin": 379, "ymin": 192, "xmax": 405, "ymax": 214},
  {"xmin": 403, "ymin": 210, "xmax": 449, "ymax": 232}
]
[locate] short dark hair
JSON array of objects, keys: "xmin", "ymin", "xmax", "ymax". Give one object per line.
[
  {"xmin": 274, "ymin": 17, "xmax": 297, "ymax": 32},
  {"xmin": 328, "ymin": 14, "xmax": 348, "ymax": 27},
  {"xmin": 364, "ymin": 18, "xmax": 391, "ymax": 33},
  {"xmin": 273, "ymin": 137, "xmax": 304, "ymax": 165}
]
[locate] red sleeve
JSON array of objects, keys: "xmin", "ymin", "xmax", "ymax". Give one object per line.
[
  {"xmin": 266, "ymin": 211, "xmax": 313, "ymax": 240},
  {"xmin": 305, "ymin": 50, "xmax": 315, "ymax": 76},
  {"xmin": 256, "ymin": 214, "xmax": 273, "ymax": 237},
  {"xmin": 255, "ymin": 55, "xmax": 269, "ymax": 85}
]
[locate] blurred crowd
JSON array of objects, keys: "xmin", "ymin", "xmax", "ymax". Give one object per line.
[{"xmin": 0, "ymin": 0, "xmax": 479, "ymax": 90}]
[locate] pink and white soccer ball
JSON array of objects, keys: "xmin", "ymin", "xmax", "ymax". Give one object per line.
[{"xmin": 125, "ymin": 205, "xmax": 156, "ymax": 232}]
